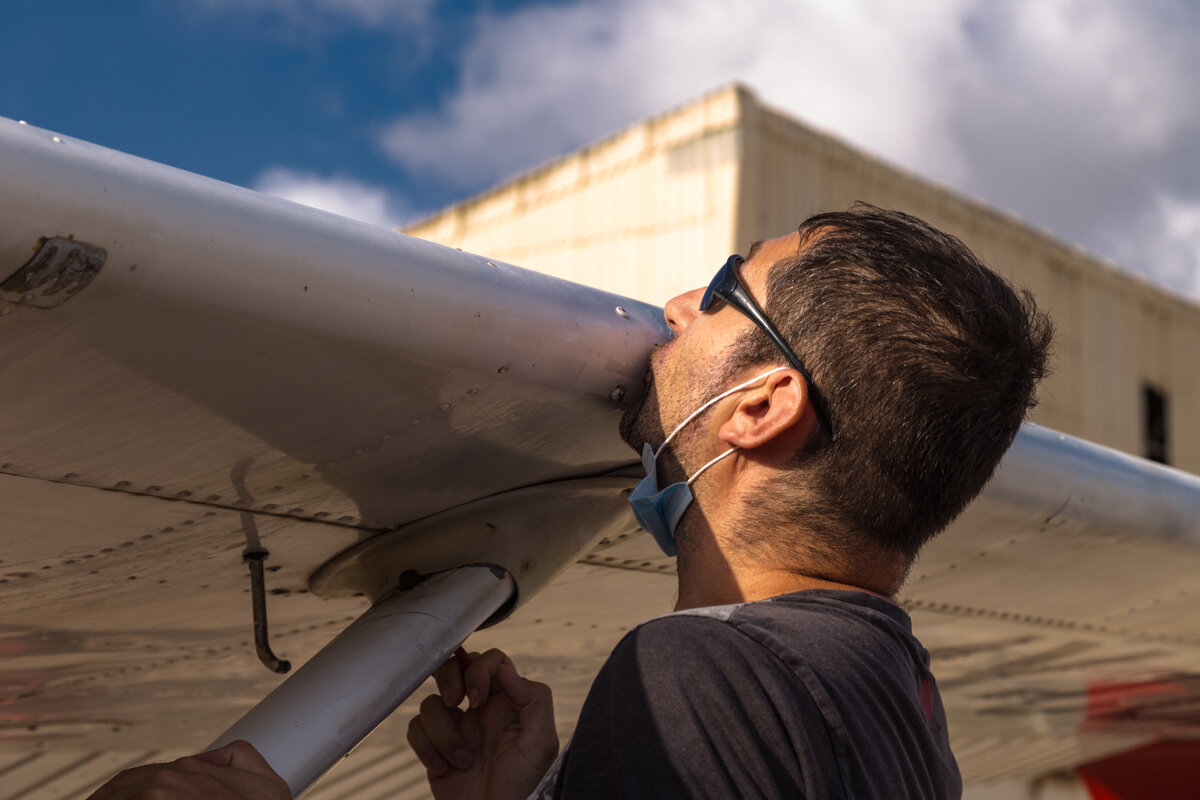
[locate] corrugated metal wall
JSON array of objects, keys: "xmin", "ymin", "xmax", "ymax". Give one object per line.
[
  {"xmin": 405, "ymin": 87, "xmax": 744, "ymax": 305},
  {"xmin": 405, "ymin": 84, "xmax": 1200, "ymax": 474}
]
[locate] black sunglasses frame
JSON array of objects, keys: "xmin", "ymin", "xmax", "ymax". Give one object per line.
[{"xmin": 700, "ymin": 254, "xmax": 836, "ymax": 442}]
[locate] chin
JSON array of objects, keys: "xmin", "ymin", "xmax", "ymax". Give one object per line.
[
  {"xmin": 618, "ymin": 379, "xmax": 663, "ymax": 451},
  {"xmin": 619, "ymin": 350, "xmax": 662, "ymax": 450},
  {"xmin": 618, "ymin": 401, "xmax": 646, "ymax": 451}
]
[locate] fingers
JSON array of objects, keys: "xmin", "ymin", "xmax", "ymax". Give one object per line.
[
  {"xmin": 410, "ymin": 694, "xmax": 472, "ymax": 770},
  {"xmin": 495, "ymin": 663, "xmax": 559, "ymax": 764},
  {"xmin": 432, "ymin": 647, "xmax": 517, "ymax": 710},
  {"xmin": 431, "ymin": 651, "xmax": 467, "ymax": 708},
  {"xmin": 493, "ymin": 660, "xmax": 542, "ymax": 708},
  {"xmin": 406, "ymin": 712, "xmax": 450, "ymax": 778},
  {"xmin": 406, "ymin": 650, "xmax": 558, "ymax": 799},
  {"xmin": 196, "ymin": 740, "xmax": 282, "ymax": 780},
  {"xmin": 463, "ymin": 648, "xmax": 516, "ymax": 709}
]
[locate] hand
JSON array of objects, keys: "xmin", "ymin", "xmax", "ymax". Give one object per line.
[
  {"xmin": 86, "ymin": 740, "xmax": 291, "ymax": 799},
  {"xmin": 407, "ymin": 648, "xmax": 558, "ymax": 800}
]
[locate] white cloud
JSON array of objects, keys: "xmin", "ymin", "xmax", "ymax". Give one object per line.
[
  {"xmin": 1108, "ymin": 193, "xmax": 1200, "ymax": 297},
  {"xmin": 379, "ymin": 0, "xmax": 978, "ymax": 189},
  {"xmin": 945, "ymin": 2, "xmax": 1200, "ymax": 273},
  {"xmin": 376, "ymin": 0, "xmax": 1200, "ymax": 299},
  {"xmin": 255, "ymin": 168, "xmax": 410, "ymax": 228}
]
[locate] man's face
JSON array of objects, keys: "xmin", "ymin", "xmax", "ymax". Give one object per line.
[{"xmin": 619, "ymin": 232, "xmax": 803, "ymax": 467}]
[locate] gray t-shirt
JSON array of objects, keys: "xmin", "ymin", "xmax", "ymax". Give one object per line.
[{"xmin": 532, "ymin": 589, "xmax": 960, "ymax": 799}]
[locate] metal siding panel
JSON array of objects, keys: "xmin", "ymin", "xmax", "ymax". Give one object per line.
[
  {"xmin": 1045, "ymin": 260, "xmax": 1087, "ymax": 436},
  {"xmin": 405, "ymin": 86, "xmax": 743, "ymax": 307},
  {"xmin": 1171, "ymin": 314, "xmax": 1200, "ymax": 473},
  {"xmin": 1079, "ymin": 272, "xmax": 1119, "ymax": 447}
]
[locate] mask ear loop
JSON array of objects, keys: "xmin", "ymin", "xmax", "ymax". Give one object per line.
[
  {"xmin": 653, "ymin": 366, "xmax": 790, "ymax": 460},
  {"xmin": 685, "ymin": 446, "xmax": 739, "ymax": 485}
]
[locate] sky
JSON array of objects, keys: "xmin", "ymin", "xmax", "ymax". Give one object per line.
[{"xmin": 2, "ymin": 0, "xmax": 1198, "ymax": 300}]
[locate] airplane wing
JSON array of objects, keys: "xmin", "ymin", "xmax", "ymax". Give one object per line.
[{"xmin": 2, "ymin": 118, "xmax": 1199, "ymax": 799}]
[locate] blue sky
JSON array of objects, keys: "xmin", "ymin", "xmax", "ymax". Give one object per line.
[
  {"xmin": 3, "ymin": 0, "xmax": 1199, "ymax": 300},
  {"xmin": 1, "ymin": 0, "xmax": 521, "ymax": 216}
]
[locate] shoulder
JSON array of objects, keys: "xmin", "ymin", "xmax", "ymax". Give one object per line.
[
  {"xmin": 591, "ymin": 608, "xmax": 822, "ymax": 724},
  {"xmin": 590, "ymin": 591, "xmax": 927, "ymax": 729},
  {"xmin": 613, "ymin": 590, "xmax": 911, "ymax": 673},
  {"xmin": 608, "ymin": 609, "xmax": 781, "ymax": 680},
  {"xmin": 563, "ymin": 612, "xmax": 822, "ymax": 798}
]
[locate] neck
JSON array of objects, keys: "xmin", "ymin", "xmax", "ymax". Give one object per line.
[
  {"xmin": 672, "ymin": 520, "xmax": 896, "ymax": 611},
  {"xmin": 674, "ymin": 567, "xmax": 886, "ymax": 611}
]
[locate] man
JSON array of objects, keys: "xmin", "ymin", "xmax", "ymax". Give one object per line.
[
  {"xmin": 90, "ymin": 207, "xmax": 1050, "ymax": 798},
  {"xmin": 406, "ymin": 206, "xmax": 1051, "ymax": 799}
]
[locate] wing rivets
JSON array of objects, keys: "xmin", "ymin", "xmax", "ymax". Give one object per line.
[{"xmin": 244, "ymin": 551, "xmax": 292, "ymax": 675}]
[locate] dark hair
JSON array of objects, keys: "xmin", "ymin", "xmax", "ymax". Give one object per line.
[{"xmin": 732, "ymin": 205, "xmax": 1052, "ymax": 571}]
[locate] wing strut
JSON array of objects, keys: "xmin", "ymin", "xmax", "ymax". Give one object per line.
[{"xmin": 209, "ymin": 564, "xmax": 516, "ymax": 797}]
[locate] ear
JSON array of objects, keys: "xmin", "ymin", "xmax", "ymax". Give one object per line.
[{"xmin": 717, "ymin": 370, "xmax": 811, "ymax": 452}]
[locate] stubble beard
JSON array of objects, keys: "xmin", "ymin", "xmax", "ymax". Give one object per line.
[
  {"xmin": 619, "ymin": 342, "xmax": 667, "ymax": 451},
  {"xmin": 618, "ymin": 343, "xmax": 725, "ymax": 485},
  {"xmin": 619, "ymin": 345, "xmax": 733, "ymax": 569},
  {"xmin": 618, "ymin": 384, "xmax": 658, "ymax": 452}
]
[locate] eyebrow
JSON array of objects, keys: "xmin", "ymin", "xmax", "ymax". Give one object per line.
[{"xmin": 745, "ymin": 240, "xmax": 764, "ymax": 261}]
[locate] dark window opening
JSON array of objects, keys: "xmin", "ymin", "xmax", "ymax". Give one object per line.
[{"xmin": 1142, "ymin": 384, "xmax": 1168, "ymax": 465}]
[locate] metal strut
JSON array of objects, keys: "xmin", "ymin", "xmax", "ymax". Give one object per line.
[
  {"xmin": 211, "ymin": 563, "xmax": 515, "ymax": 797},
  {"xmin": 245, "ymin": 551, "xmax": 291, "ymax": 674}
]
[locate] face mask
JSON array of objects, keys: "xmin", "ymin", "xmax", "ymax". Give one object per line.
[{"xmin": 628, "ymin": 367, "xmax": 789, "ymax": 556}]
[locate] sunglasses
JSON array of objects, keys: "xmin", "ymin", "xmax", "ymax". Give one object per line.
[{"xmin": 700, "ymin": 254, "xmax": 836, "ymax": 442}]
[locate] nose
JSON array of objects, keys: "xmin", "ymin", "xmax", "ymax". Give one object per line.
[{"xmin": 664, "ymin": 287, "xmax": 706, "ymax": 334}]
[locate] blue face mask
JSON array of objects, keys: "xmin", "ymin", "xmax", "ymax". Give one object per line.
[{"xmin": 628, "ymin": 367, "xmax": 789, "ymax": 557}]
